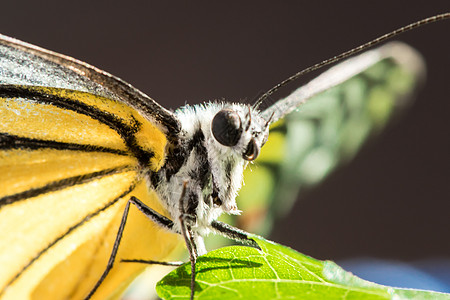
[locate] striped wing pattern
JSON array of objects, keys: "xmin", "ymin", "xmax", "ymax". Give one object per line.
[{"xmin": 0, "ymin": 36, "xmax": 180, "ymax": 299}]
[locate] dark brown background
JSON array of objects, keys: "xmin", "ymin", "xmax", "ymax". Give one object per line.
[{"xmin": 1, "ymin": 2, "xmax": 448, "ymax": 262}]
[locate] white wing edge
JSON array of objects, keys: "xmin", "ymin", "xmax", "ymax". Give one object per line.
[{"xmin": 261, "ymin": 42, "xmax": 426, "ymax": 123}]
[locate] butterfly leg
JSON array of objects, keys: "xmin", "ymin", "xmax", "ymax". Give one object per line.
[
  {"xmin": 178, "ymin": 181, "xmax": 198, "ymax": 300},
  {"xmin": 131, "ymin": 185, "xmax": 199, "ymax": 300},
  {"xmin": 85, "ymin": 196, "xmax": 179, "ymax": 300},
  {"xmin": 211, "ymin": 220, "xmax": 260, "ymax": 249},
  {"xmin": 84, "ymin": 200, "xmax": 132, "ymax": 299}
]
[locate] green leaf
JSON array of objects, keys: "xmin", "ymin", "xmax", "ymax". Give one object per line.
[{"xmin": 157, "ymin": 236, "xmax": 450, "ymax": 300}]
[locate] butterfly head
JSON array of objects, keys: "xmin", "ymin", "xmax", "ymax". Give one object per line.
[
  {"xmin": 199, "ymin": 103, "xmax": 269, "ymax": 218},
  {"xmin": 211, "ymin": 105, "xmax": 269, "ymax": 162},
  {"xmin": 171, "ymin": 102, "xmax": 269, "ymax": 225}
]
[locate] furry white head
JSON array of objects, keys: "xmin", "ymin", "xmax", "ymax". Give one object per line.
[{"xmin": 160, "ymin": 102, "xmax": 269, "ymax": 235}]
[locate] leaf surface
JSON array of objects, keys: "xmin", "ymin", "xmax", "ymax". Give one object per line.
[{"xmin": 157, "ymin": 237, "xmax": 450, "ymax": 300}]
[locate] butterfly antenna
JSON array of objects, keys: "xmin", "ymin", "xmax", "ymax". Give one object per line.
[{"xmin": 253, "ymin": 13, "xmax": 450, "ymax": 109}]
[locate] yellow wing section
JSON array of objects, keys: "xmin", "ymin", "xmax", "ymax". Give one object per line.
[{"xmin": 0, "ymin": 86, "xmax": 180, "ymax": 299}]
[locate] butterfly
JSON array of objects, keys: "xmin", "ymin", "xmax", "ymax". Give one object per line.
[{"xmin": 0, "ymin": 14, "xmax": 447, "ymax": 300}]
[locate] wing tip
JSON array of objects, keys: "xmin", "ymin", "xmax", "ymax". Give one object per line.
[{"xmin": 380, "ymin": 41, "xmax": 427, "ymax": 83}]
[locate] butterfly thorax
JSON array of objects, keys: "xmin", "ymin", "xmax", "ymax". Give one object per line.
[{"xmin": 148, "ymin": 102, "xmax": 269, "ymax": 250}]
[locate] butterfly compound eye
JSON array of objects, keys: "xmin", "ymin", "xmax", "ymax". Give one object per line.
[{"xmin": 211, "ymin": 109, "xmax": 242, "ymax": 146}]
